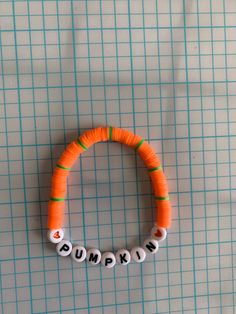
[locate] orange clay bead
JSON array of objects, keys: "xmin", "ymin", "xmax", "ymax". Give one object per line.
[{"xmin": 48, "ymin": 126, "xmax": 171, "ymax": 230}]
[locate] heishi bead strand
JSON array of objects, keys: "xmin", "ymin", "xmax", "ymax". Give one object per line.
[{"xmin": 47, "ymin": 126, "xmax": 171, "ymax": 268}]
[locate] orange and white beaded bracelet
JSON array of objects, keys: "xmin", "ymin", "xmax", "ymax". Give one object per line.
[{"xmin": 47, "ymin": 126, "xmax": 171, "ymax": 267}]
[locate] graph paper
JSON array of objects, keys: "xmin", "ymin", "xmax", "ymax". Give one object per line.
[{"xmin": 0, "ymin": 0, "xmax": 236, "ymax": 313}]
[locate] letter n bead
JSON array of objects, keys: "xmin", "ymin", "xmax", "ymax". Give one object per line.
[{"xmin": 143, "ymin": 238, "xmax": 159, "ymax": 254}]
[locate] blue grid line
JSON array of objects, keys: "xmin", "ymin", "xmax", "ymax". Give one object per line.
[
  {"xmin": 168, "ymin": 0, "xmax": 184, "ymax": 311},
  {"xmin": 0, "ymin": 28, "xmax": 19, "ymax": 314},
  {"xmin": 182, "ymin": 2, "xmax": 198, "ymax": 313},
  {"xmin": 209, "ymin": 1, "xmax": 223, "ymax": 312},
  {"xmin": 11, "ymin": 2, "xmax": 33, "ymax": 313},
  {"xmin": 196, "ymin": 1, "xmax": 210, "ymax": 311},
  {"xmin": 140, "ymin": 1, "xmax": 150, "ymax": 311},
  {"xmin": 222, "ymin": 0, "xmax": 236, "ymax": 310},
  {"xmin": 40, "ymin": 2, "xmax": 63, "ymax": 313},
  {"xmin": 99, "ymin": 1, "xmax": 119, "ymax": 312},
  {"xmin": 25, "ymin": 1, "xmax": 48, "ymax": 312},
  {"xmin": 156, "ymin": 2, "xmax": 171, "ymax": 313},
  {"xmin": 56, "ymin": 1, "xmax": 78, "ymax": 311}
]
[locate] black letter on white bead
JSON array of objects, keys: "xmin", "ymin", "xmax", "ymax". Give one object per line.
[
  {"xmin": 143, "ymin": 238, "xmax": 159, "ymax": 254},
  {"xmin": 89, "ymin": 254, "xmax": 98, "ymax": 263},
  {"xmin": 101, "ymin": 252, "xmax": 116, "ymax": 268},
  {"xmin": 106, "ymin": 258, "xmax": 112, "ymax": 265},
  {"xmin": 131, "ymin": 247, "xmax": 146, "ymax": 263},
  {"xmin": 71, "ymin": 246, "xmax": 87, "ymax": 263},
  {"xmin": 87, "ymin": 248, "xmax": 101, "ymax": 265},
  {"xmin": 56, "ymin": 240, "xmax": 72, "ymax": 257},
  {"xmin": 116, "ymin": 249, "xmax": 131, "ymax": 265}
]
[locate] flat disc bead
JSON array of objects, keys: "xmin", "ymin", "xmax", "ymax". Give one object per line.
[
  {"xmin": 56, "ymin": 240, "xmax": 72, "ymax": 257},
  {"xmin": 47, "ymin": 229, "xmax": 64, "ymax": 244},
  {"xmin": 143, "ymin": 238, "xmax": 159, "ymax": 254},
  {"xmin": 101, "ymin": 252, "xmax": 116, "ymax": 268},
  {"xmin": 151, "ymin": 225, "xmax": 167, "ymax": 242},
  {"xmin": 71, "ymin": 246, "xmax": 87, "ymax": 263},
  {"xmin": 87, "ymin": 248, "xmax": 101, "ymax": 265},
  {"xmin": 116, "ymin": 249, "xmax": 131, "ymax": 265},
  {"xmin": 131, "ymin": 247, "xmax": 146, "ymax": 263}
]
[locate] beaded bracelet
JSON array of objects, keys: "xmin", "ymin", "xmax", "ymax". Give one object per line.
[{"xmin": 47, "ymin": 126, "xmax": 172, "ymax": 268}]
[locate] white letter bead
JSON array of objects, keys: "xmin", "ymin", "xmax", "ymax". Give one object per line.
[
  {"xmin": 71, "ymin": 246, "xmax": 87, "ymax": 263},
  {"xmin": 143, "ymin": 238, "xmax": 159, "ymax": 254},
  {"xmin": 131, "ymin": 247, "xmax": 146, "ymax": 263},
  {"xmin": 116, "ymin": 249, "xmax": 131, "ymax": 265},
  {"xmin": 56, "ymin": 240, "xmax": 72, "ymax": 257},
  {"xmin": 101, "ymin": 252, "xmax": 116, "ymax": 268},
  {"xmin": 47, "ymin": 229, "xmax": 64, "ymax": 244},
  {"xmin": 151, "ymin": 225, "xmax": 167, "ymax": 242},
  {"xmin": 87, "ymin": 248, "xmax": 101, "ymax": 265}
]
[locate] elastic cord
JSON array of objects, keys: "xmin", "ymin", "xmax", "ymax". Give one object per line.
[{"xmin": 48, "ymin": 126, "xmax": 171, "ymax": 229}]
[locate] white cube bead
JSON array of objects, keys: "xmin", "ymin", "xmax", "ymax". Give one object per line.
[
  {"xmin": 116, "ymin": 249, "xmax": 131, "ymax": 265},
  {"xmin": 87, "ymin": 248, "xmax": 101, "ymax": 265},
  {"xmin": 101, "ymin": 252, "xmax": 116, "ymax": 268},
  {"xmin": 56, "ymin": 240, "xmax": 72, "ymax": 257},
  {"xmin": 131, "ymin": 247, "xmax": 146, "ymax": 263},
  {"xmin": 143, "ymin": 238, "xmax": 159, "ymax": 254},
  {"xmin": 47, "ymin": 229, "xmax": 64, "ymax": 244},
  {"xmin": 151, "ymin": 225, "xmax": 167, "ymax": 242},
  {"xmin": 71, "ymin": 246, "xmax": 87, "ymax": 263}
]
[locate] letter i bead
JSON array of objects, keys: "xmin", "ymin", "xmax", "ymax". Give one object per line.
[{"xmin": 131, "ymin": 247, "xmax": 146, "ymax": 263}]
